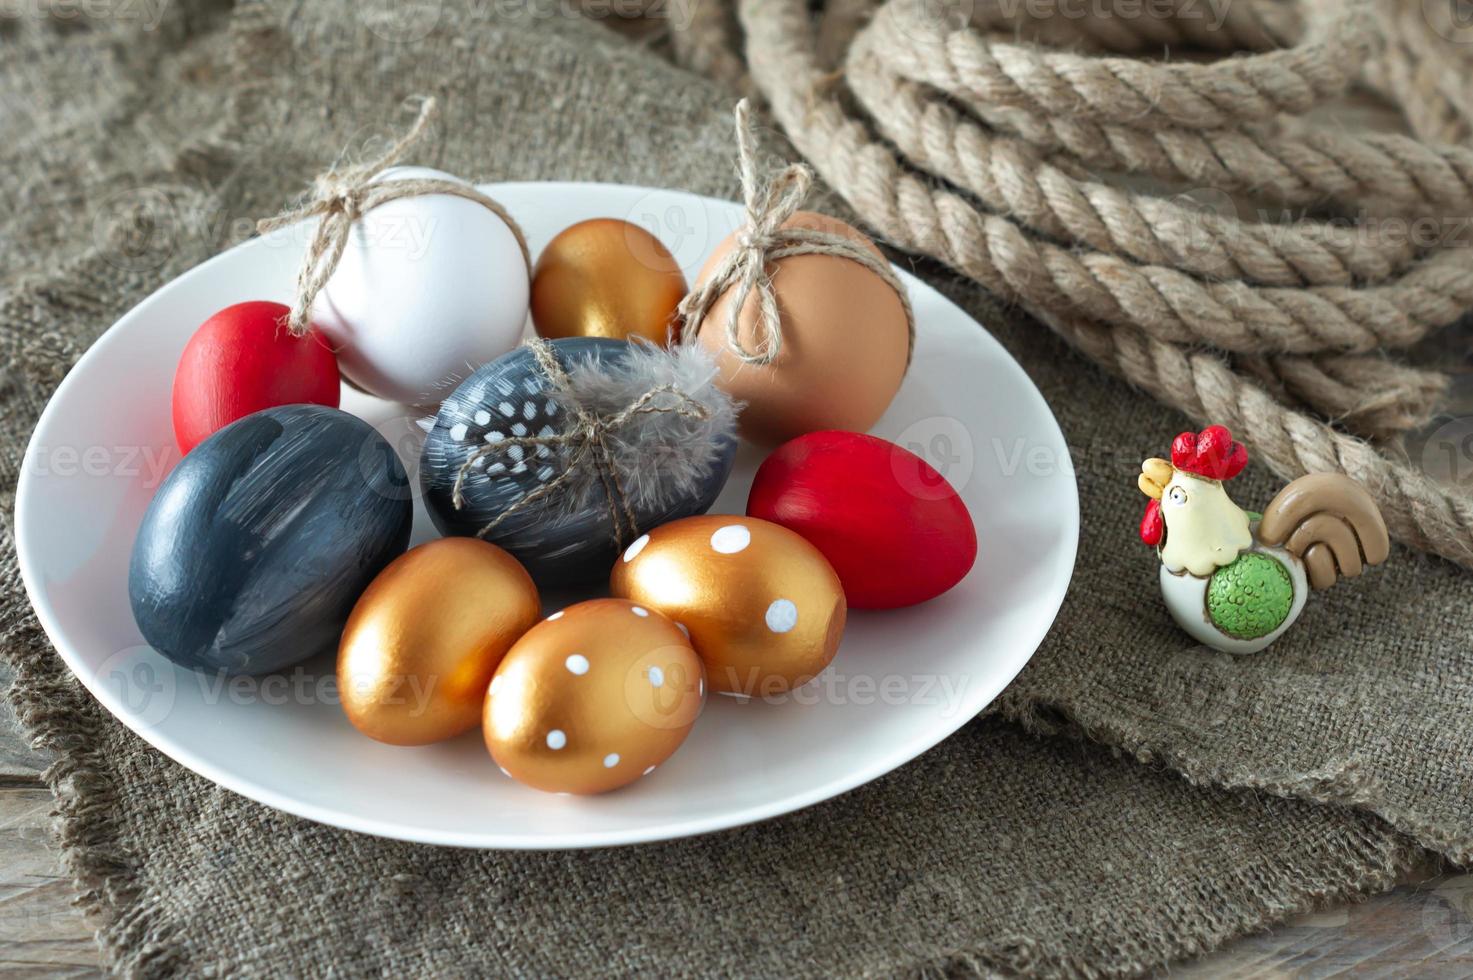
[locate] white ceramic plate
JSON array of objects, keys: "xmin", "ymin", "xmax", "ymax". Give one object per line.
[{"xmin": 15, "ymin": 183, "xmax": 1077, "ymax": 848}]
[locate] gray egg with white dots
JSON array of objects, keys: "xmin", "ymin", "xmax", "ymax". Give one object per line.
[{"xmin": 420, "ymin": 338, "xmax": 739, "ymax": 586}]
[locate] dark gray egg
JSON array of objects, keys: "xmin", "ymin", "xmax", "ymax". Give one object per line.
[
  {"xmin": 421, "ymin": 338, "xmax": 738, "ymax": 586},
  {"xmin": 129, "ymin": 405, "xmax": 413, "ymax": 675}
]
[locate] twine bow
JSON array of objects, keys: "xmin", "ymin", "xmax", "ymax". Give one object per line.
[
  {"xmin": 676, "ymin": 99, "xmax": 915, "ymax": 366},
  {"xmin": 451, "ymin": 339, "xmax": 711, "ymax": 547},
  {"xmin": 256, "ymin": 97, "xmax": 531, "ymax": 337}
]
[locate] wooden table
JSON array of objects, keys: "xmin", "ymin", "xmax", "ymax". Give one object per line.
[{"xmin": 1, "ymin": 678, "xmax": 1468, "ymax": 977}]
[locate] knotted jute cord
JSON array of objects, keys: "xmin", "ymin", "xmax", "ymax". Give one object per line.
[
  {"xmin": 451, "ymin": 339, "xmax": 711, "ymax": 547},
  {"xmin": 256, "ymin": 97, "xmax": 531, "ymax": 337},
  {"xmin": 676, "ymin": 98, "xmax": 915, "ymax": 366},
  {"xmin": 664, "ymin": 0, "xmax": 1473, "ymax": 572}
]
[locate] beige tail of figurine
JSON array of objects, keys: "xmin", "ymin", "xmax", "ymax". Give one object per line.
[{"xmin": 1258, "ymin": 474, "xmax": 1391, "ymax": 591}]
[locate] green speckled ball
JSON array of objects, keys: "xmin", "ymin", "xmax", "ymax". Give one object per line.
[{"xmin": 1206, "ymin": 552, "xmax": 1294, "ymax": 641}]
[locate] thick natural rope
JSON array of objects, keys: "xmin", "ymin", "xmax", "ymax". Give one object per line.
[
  {"xmin": 1366, "ymin": 0, "xmax": 1473, "ymax": 146},
  {"xmin": 838, "ymin": 0, "xmax": 1473, "ymax": 357},
  {"xmin": 676, "ymin": 99, "xmax": 916, "ymax": 366},
  {"xmin": 948, "ymin": 0, "xmax": 1303, "ymax": 55},
  {"xmin": 877, "ymin": 0, "xmax": 1371, "ymax": 131},
  {"xmin": 867, "ymin": 0, "xmax": 1473, "ymax": 212},
  {"xmin": 685, "ymin": 0, "xmax": 1473, "ymax": 571},
  {"xmin": 1240, "ymin": 354, "xmax": 1448, "ymax": 443},
  {"xmin": 966, "ymin": 104, "xmax": 1473, "ymax": 214},
  {"xmin": 847, "ymin": 34, "xmax": 1420, "ymax": 290},
  {"xmin": 1045, "ymin": 309, "xmax": 1473, "ymax": 568},
  {"xmin": 451, "ymin": 339, "xmax": 710, "ymax": 547},
  {"xmin": 256, "ymin": 97, "xmax": 531, "ymax": 337}
]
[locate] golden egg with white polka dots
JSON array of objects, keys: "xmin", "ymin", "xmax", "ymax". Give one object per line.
[
  {"xmin": 483, "ymin": 598, "xmax": 705, "ymax": 795},
  {"xmin": 610, "ymin": 515, "xmax": 846, "ymax": 696}
]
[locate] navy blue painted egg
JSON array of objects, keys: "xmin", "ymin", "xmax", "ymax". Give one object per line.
[
  {"xmin": 129, "ymin": 405, "xmax": 413, "ymax": 675},
  {"xmin": 421, "ymin": 338, "xmax": 738, "ymax": 586}
]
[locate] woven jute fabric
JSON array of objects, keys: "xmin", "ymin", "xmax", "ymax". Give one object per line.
[{"xmin": 1, "ymin": 2, "xmax": 1469, "ymax": 975}]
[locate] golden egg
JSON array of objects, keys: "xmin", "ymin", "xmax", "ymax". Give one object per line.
[
  {"xmin": 692, "ymin": 211, "xmax": 909, "ymax": 444},
  {"xmin": 484, "ymin": 598, "xmax": 704, "ymax": 795},
  {"xmin": 338, "ymin": 537, "xmax": 539, "ymax": 746},
  {"xmin": 609, "ymin": 515, "xmax": 846, "ymax": 696},
  {"xmin": 530, "ymin": 218, "xmax": 688, "ymax": 344}
]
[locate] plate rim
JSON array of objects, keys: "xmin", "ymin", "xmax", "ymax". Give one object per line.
[{"xmin": 14, "ymin": 181, "xmax": 1079, "ymax": 849}]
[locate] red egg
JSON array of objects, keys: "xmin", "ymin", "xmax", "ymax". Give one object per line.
[
  {"xmin": 746, "ymin": 430, "xmax": 977, "ymax": 609},
  {"xmin": 171, "ymin": 301, "xmax": 340, "ymax": 453}
]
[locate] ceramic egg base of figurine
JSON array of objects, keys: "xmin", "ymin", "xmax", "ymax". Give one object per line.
[{"xmin": 1158, "ymin": 533, "xmax": 1308, "ymax": 655}]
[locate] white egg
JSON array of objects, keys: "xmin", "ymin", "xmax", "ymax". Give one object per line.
[{"xmin": 312, "ymin": 166, "xmax": 530, "ymax": 406}]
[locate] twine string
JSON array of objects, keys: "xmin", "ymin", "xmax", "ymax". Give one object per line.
[
  {"xmin": 676, "ymin": 98, "xmax": 916, "ymax": 366},
  {"xmin": 256, "ymin": 97, "xmax": 531, "ymax": 337},
  {"xmin": 450, "ymin": 340, "xmax": 711, "ymax": 546}
]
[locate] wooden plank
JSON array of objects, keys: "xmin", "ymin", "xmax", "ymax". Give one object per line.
[
  {"xmin": 0, "ymin": 786, "xmax": 101, "ymax": 978},
  {"xmin": 1182, "ymin": 871, "xmax": 1473, "ymax": 976}
]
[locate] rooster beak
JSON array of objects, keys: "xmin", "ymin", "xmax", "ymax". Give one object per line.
[{"xmin": 1138, "ymin": 458, "xmax": 1170, "ymax": 499}]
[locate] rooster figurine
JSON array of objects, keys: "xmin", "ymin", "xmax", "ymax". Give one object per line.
[{"xmin": 1138, "ymin": 425, "xmax": 1390, "ymax": 654}]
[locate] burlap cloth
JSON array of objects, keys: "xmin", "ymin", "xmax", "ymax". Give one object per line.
[{"xmin": 2, "ymin": 2, "xmax": 1469, "ymax": 975}]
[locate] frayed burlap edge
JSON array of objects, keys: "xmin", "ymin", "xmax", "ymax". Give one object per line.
[
  {"xmin": 0, "ymin": 603, "xmax": 185, "ymax": 976},
  {"xmin": 997, "ymin": 689, "xmax": 1473, "ymax": 869},
  {"xmin": 0, "ymin": 5, "xmax": 273, "ymax": 975},
  {"xmin": 0, "ymin": 261, "xmax": 190, "ymax": 976}
]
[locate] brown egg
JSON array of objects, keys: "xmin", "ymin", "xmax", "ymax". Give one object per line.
[
  {"xmin": 338, "ymin": 538, "xmax": 539, "ymax": 746},
  {"xmin": 692, "ymin": 211, "xmax": 909, "ymax": 444},
  {"xmin": 530, "ymin": 218, "xmax": 688, "ymax": 345},
  {"xmin": 610, "ymin": 515, "xmax": 846, "ymax": 696},
  {"xmin": 484, "ymin": 598, "xmax": 704, "ymax": 795}
]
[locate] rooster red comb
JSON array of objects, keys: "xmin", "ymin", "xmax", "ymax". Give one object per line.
[{"xmin": 1171, "ymin": 425, "xmax": 1248, "ymax": 481}]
